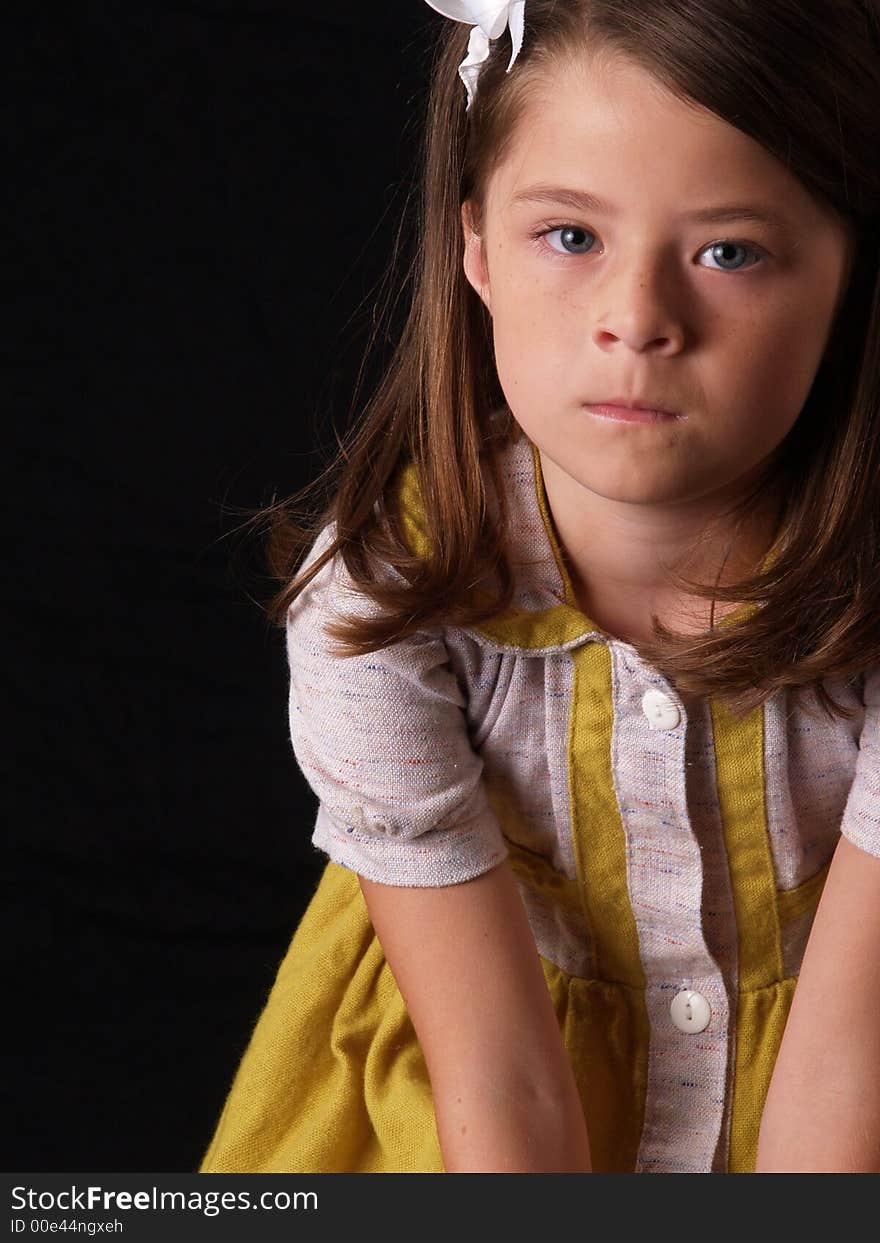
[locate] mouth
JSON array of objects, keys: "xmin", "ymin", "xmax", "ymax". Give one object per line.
[{"xmin": 582, "ymin": 398, "xmax": 683, "ymax": 423}]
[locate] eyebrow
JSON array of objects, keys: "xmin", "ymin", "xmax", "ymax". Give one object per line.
[{"xmin": 511, "ymin": 183, "xmax": 793, "ymax": 229}]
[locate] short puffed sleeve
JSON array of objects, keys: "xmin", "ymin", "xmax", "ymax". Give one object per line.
[
  {"xmin": 286, "ymin": 523, "xmax": 509, "ymax": 887},
  {"xmin": 839, "ymin": 663, "xmax": 880, "ymax": 858}
]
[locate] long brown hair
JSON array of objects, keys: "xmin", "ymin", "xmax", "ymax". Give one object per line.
[{"xmin": 249, "ymin": 0, "xmax": 880, "ymax": 718}]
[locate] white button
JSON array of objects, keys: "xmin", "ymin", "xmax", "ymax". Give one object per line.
[
  {"xmin": 642, "ymin": 688, "xmax": 681, "ymax": 730},
  {"xmin": 670, "ymin": 989, "xmax": 711, "ymax": 1034}
]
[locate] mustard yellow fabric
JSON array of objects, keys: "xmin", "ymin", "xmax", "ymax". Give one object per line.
[
  {"xmin": 199, "ymin": 862, "xmax": 443, "ymax": 1174},
  {"xmin": 712, "ymin": 695, "xmax": 782, "ymax": 1171},
  {"xmin": 199, "ymin": 857, "xmax": 655, "ymax": 1174}
]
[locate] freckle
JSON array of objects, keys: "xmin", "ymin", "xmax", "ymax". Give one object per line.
[{"xmin": 461, "ymin": 1125, "xmax": 467, "ymax": 1135}]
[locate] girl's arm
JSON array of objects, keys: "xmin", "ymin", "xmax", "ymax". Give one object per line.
[
  {"xmin": 755, "ymin": 833, "xmax": 880, "ymax": 1172},
  {"xmin": 359, "ymin": 859, "xmax": 593, "ymax": 1172}
]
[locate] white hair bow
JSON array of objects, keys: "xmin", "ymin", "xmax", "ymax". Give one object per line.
[{"xmin": 424, "ymin": 1, "xmax": 527, "ymax": 111}]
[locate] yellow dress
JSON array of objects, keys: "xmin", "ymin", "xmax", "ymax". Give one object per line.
[{"xmin": 199, "ymin": 431, "xmax": 868, "ymax": 1174}]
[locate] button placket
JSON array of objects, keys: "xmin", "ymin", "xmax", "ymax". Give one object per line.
[{"xmin": 611, "ymin": 653, "xmax": 730, "ymax": 1170}]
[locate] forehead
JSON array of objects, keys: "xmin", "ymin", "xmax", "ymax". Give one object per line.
[{"xmin": 486, "ymin": 51, "xmax": 821, "ymax": 224}]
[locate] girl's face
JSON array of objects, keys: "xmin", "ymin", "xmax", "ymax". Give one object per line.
[{"xmin": 462, "ymin": 52, "xmax": 856, "ymax": 514}]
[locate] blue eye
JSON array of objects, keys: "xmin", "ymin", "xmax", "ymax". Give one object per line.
[
  {"xmin": 532, "ymin": 224, "xmax": 765, "ymax": 271},
  {"xmin": 699, "ymin": 240, "xmax": 762, "ymax": 271},
  {"xmin": 541, "ymin": 225, "xmax": 596, "ymax": 255}
]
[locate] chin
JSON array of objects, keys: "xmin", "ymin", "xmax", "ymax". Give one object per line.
[{"xmin": 574, "ymin": 474, "xmax": 686, "ymax": 506}]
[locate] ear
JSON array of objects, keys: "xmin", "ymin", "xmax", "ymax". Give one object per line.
[{"xmin": 461, "ymin": 199, "xmax": 492, "ymax": 315}]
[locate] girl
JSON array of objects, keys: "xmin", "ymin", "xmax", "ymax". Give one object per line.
[{"xmin": 199, "ymin": 0, "xmax": 880, "ymax": 1173}]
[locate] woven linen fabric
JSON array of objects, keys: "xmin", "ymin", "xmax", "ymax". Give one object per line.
[{"xmin": 200, "ymin": 415, "xmax": 880, "ymax": 1175}]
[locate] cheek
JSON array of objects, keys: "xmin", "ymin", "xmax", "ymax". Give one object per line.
[
  {"xmin": 490, "ymin": 279, "xmax": 580, "ymax": 395},
  {"xmin": 733, "ymin": 265, "xmax": 845, "ymax": 383},
  {"xmin": 710, "ymin": 286, "xmax": 842, "ymax": 435}
]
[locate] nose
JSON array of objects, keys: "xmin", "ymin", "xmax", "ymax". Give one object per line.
[{"xmin": 591, "ymin": 249, "xmax": 686, "ymax": 355}]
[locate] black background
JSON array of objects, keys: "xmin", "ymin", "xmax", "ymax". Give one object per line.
[{"xmin": 6, "ymin": 1, "xmax": 440, "ymax": 1171}]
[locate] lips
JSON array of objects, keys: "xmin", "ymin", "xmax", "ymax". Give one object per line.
[
  {"xmin": 581, "ymin": 392, "xmax": 684, "ymax": 425},
  {"xmin": 583, "ymin": 403, "xmax": 680, "ymax": 424},
  {"xmin": 593, "ymin": 395, "xmax": 681, "ymax": 416}
]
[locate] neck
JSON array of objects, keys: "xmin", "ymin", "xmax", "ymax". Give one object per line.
[{"xmin": 538, "ymin": 450, "xmax": 780, "ymax": 644}]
